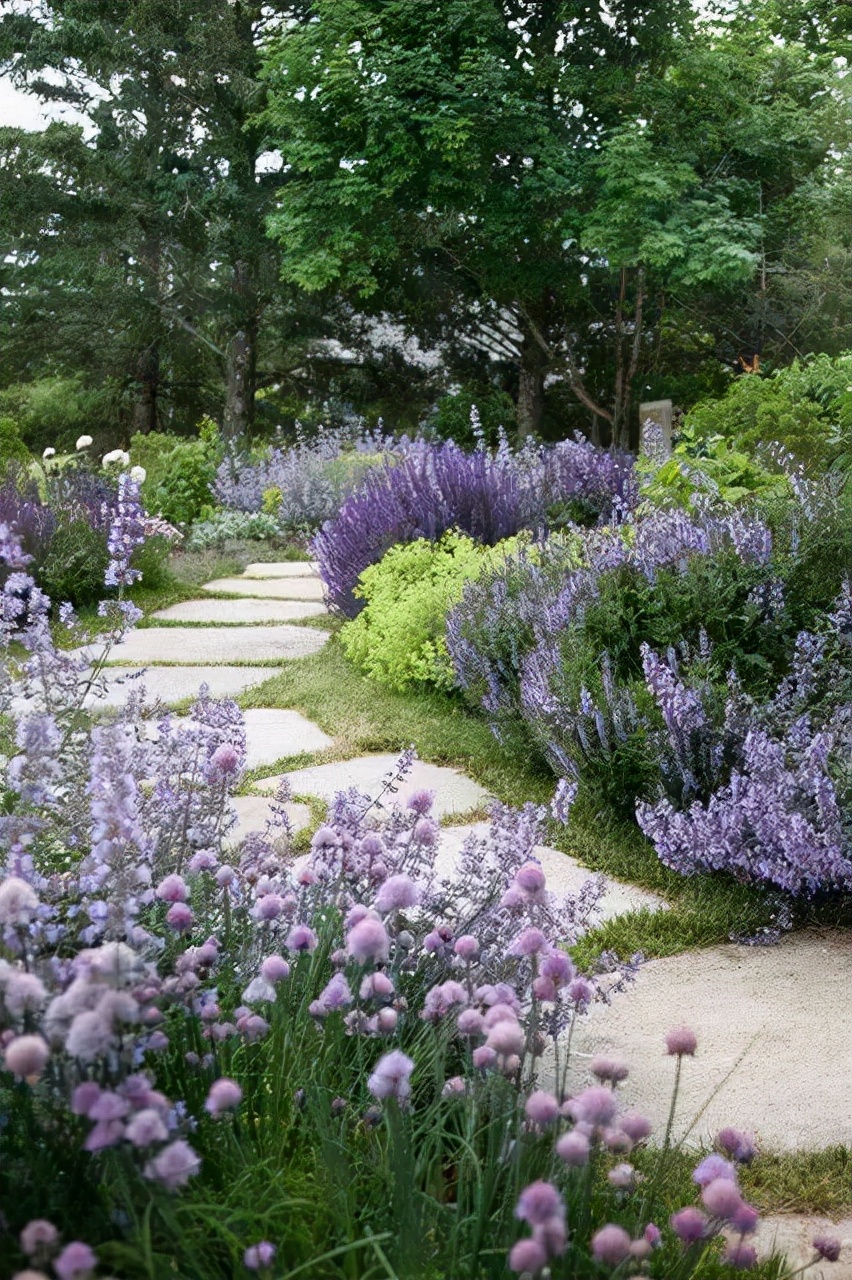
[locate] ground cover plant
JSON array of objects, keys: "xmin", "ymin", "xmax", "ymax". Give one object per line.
[{"xmin": 0, "ymin": 492, "xmax": 827, "ymax": 1279}]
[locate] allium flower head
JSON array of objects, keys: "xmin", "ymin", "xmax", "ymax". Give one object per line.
[
  {"xmin": 454, "ymin": 934, "xmax": 479, "ymax": 960},
  {"xmin": 205, "ymin": 1077, "xmax": 242, "ymax": 1116},
  {"xmin": 515, "ymin": 1180, "xmax": 564, "ymax": 1227},
  {"xmin": 591, "ymin": 1225, "xmax": 631, "ymax": 1265},
  {"xmin": 620, "ymin": 1112, "xmax": 652, "ymax": 1143},
  {"xmin": 524, "ymin": 1090, "xmax": 559, "ymax": 1127},
  {"xmin": 567, "ymin": 1085, "xmax": 618, "ymax": 1128},
  {"xmin": 244, "ymin": 1241, "xmax": 277, "ymax": 1270},
  {"xmin": 20, "ymin": 1219, "xmax": 58, "ymax": 1257},
  {"xmin": 367, "ymin": 1049, "xmax": 414, "ymax": 1102},
  {"xmin": 508, "ymin": 1238, "xmax": 547, "ymax": 1274},
  {"xmin": 724, "ymin": 1241, "xmax": 758, "ymax": 1270},
  {"xmin": 260, "ymin": 954, "xmax": 290, "ymax": 984},
  {"xmin": 406, "ymin": 788, "xmax": 434, "ymax": 814},
  {"xmin": 0, "ymin": 876, "xmax": 39, "ymax": 925},
  {"xmin": 716, "ymin": 1126, "xmax": 757, "ymax": 1163},
  {"xmin": 373, "ymin": 873, "xmax": 420, "ymax": 913},
  {"xmin": 54, "ymin": 1241, "xmax": 97, "ymax": 1280},
  {"xmin": 514, "ymin": 861, "xmax": 546, "ymax": 895},
  {"xmin": 591, "ymin": 1056, "xmax": 629, "ymax": 1084},
  {"xmin": 125, "ymin": 1108, "xmax": 169, "ymax": 1147},
  {"xmin": 665, "ymin": 1025, "xmax": 697, "ymax": 1057},
  {"xmin": 209, "ymin": 743, "xmax": 239, "ymax": 775},
  {"xmin": 155, "ymin": 874, "xmax": 187, "ymax": 903},
  {"xmin": 692, "ymin": 1154, "xmax": 736, "ymax": 1187},
  {"xmin": 346, "ymin": 916, "xmax": 390, "ymax": 964},
  {"xmin": 813, "ymin": 1237, "xmax": 841, "ymax": 1263},
  {"xmin": 4, "ymin": 1033, "xmax": 49, "ymax": 1080},
  {"xmin": 286, "ymin": 924, "xmax": 318, "ymax": 952},
  {"xmin": 485, "ymin": 1019, "xmax": 525, "ymax": 1058},
  {"xmin": 671, "ymin": 1206, "xmax": 707, "ymax": 1244},
  {"xmin": 701, "ymin": 1177, "xmax": 743, "ymax": 1220},
  {"xmin": 144, "ymin": 1138, "xmax": 201, "ymax": 1189},
  {"xmin": 556, "ymin": 1129, "xmax": 590, "ymax": 1166}
]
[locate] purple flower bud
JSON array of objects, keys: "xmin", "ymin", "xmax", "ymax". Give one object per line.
[
  {"xmin": 406, "ymin": 788, "xmax": 434, "ymax": 814},
  {"xmin": 591, "ymin": 1224, "xmax": 632, "ymax": 1265},
  {"xmin": 472, "ymin": 1045, "xmax": 497, "ymax": 1069},
  {"xmin": 567, "ymin": 977, "xmax": 594, "ymax": 1009},
  {"xmin": 376, "ymin": 1007, "xmax": 398, "ymax": 1033},
  {"xmin": 665, "ymin": 1025, "xmax": 697, "ymax": 1057},
  {"xmin": 671, "ymin": 1206, "xmax": 707, "ymax": 1244},
  {"xmin": 454, "ymin": 934, "xmax": 479, "ymax": 960},
  {"xmin": 515, "ymin": 1180, "xmax": 564, "ymax": 1227},
  {"xmin": 346, "ymin": 916, "xmax": 390, "ymax": 964},
  {"xmin": 509, "ymin": 927, "xmax": 549, "ymax": 956},
  {"xmin": 556, "ymin": 1129, "xmax": 590, "ymax": 1166},
  {"xmin": 524, "ymin": 1090, "xmax": 559, "ymax": 1127},
  {"xmin": 541, "ymin": 951, "xmax": 574, "ymax": 987},
  {"xmin": 731, "ymin": 1203, "xmax": 760, "ymax": 1235},
  {"xmin": 644, "ymin": 1223, "xmax": 661, "ymax": 1248},
  {"xmin": 285, "ymin": 924, "xmax": 318, "ymax": 952},
  {"xmin": 514, "ymin": 862, "xmax": 546, "ymax": 895},
  {"xmin": 166, "ymin": 902, "xmax": 193, "ymax": 931},
  {"xmin": 813, "ymin": 1237, "xmax": 842, "ymax": 1263},
  {"xmin": 591, "ymin": 1056, "xmax": 629, "ymax": 1084},
  {"xmin": 125, "ymin": 1108, "xmax": 169, "ymax": 1147},
  {"xmin": 566, "ymin": 1085, "xmax": 618, "ymax": 1128},
  {"xmin": 485, "ymin": 1019, "xmax": 525, "ymax": 1057},
  {"xmin": 457, "ymin": 1008, "xmax": 484, "ymax": 1037},
  {"xmin": 255, "ymin": 894, "xmax": 284, "ymax": 921},
  {"xmin": 693, "ymin": 1154, "xmax": 736, "ymax": 1187},
  {"xmin": 71, "ymin": 1082, "xmax": 102, "ymax": 1116},
  {"xmin": 210, "ymin": 743, "xmax": 240, "ymax": 775},
  {"xmin": 374, "ymin": 874, "xmax": 420, "ymax": 913},
  {"xmin": 716, "ymin": 1126, "xmax": 757, "ymax": 1164},
  {"xmin": 621, "ymin": 1112, "xmax": 652, "ymax": 1143},
  {"xmin": 260, "ymin": 954, "xmax": 290, "ymax": 984},
  {"xmin": 244, "ymin": 1241, "xmax": 276, "ymax": 1270},
  {"xmin": 156, "ymin": 874, "xmax": 187, "ymax": 903},
  {"xmin": 205, "ymin": 1077, "xmax": 242, "ymax": 1117},
  {"xmin": 54, "ymin": 1241, "xmax": 97, "ymax": 1280},
  {"xmin": 702, "ymin": 1177, "xmax": 743, "ymax": 1220},
  {"xmin": 215, "ymin": 865, "xmax": 236, "ymax": 888},
  {"xmin": 508, "ymin": 1238, "xmax": 547, "ymax": 1274}
]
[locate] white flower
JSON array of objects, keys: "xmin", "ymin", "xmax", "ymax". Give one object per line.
[
  {"xmin": 42, "ymin": 447, "xmax": 56, "ymax": 459},
  {"xmin": 75, "ymin": 434, "xmax": 93, "ymax": 450},
  {"xmin": 130, "ymin": 465, "xmax": 147, "ymax": 483},
  {"xmin": 102, "ymin": 448, "xmax": 130, "ymax": 468}
]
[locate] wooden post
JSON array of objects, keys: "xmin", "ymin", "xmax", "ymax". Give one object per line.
[{"xmin": 638, "ymin": 399, "xmax": 673, "ymax": 459}]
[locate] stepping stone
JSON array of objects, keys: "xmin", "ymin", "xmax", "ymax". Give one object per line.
[
  {"xmin": 566, "ymin": 929, "xmax": 852, "ymax": 1151},
  {"xmin": 81, "ymin": 665, "xmax": 281, "ymax": 710},
  {"xmin": 743, "ymin": 1215, "xmax": 852, "ymax": 1278},
  {"xmin": 242, "ymin": 562, "xmax": 319, "ymax": 579},
  {"xmin": 242, "ymin": 708, "xmax": 332, "ymax": 769},
  {"xmin": 227, "ymin": 795, "xmax": 313, "ymax": 846},
  {"xmin": 151, "ymin": 598, "xmax": 327, "ymax": 624},
  {"xmin": 431, "ymin": 824, "xmax": 666, "ymax": 923},
  {"xmin": 253, "ymin": 754, "xmax": 490, "ymax": 820},
  {"xmin": 100, "ymin": 625, "xmax": 328, "ymax": 666},
  {"xmin": 203, "ymin": 577, "xmax": 326, "ymax": 602}
]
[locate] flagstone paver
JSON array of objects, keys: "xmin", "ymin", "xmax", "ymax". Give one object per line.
[
  {"xmin": 565, "ymin": 928, "xmax": 852, "ymax": 1151},
  {"xmin": 151, "ymin": 598, "xmax": 326, "ymax": 624},
  {"xmin": 242, "ymin": 561, "xmax": 320, "ymax": 579},
  {"xmin": 253, "ymin": 754, "xmax": 491, "ymax": 819},
  {"xmin": 745, "ymin": 1215, "xmax": 852, "ymax": 1278},
  {"xmin": 99, "ymin": 623, "xmax": 328, "ymax": 665},
  {"xmin": 241, "ymin": 708, "xmax": 332, "ymax": 769},
  {"xmin": 203, "ymin": 576, "xmax": 326, "ymax": 602},
  {"xmin": 228, "ymin": 795, "xmax": 313, "ymax": 845},
  {"xmin": 431, "ymin": 824, "xmax": 666, "ymax": 922},
  {"xmin": 78, "ymin": 665, "xmax": 282, "ymax": 709}
]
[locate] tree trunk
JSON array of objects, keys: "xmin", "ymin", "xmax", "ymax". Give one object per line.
[
  {"xmin": 223, "ymin": 261, "xmax": 257, "ymax": 442},
  {"xmin": 517, "ymin": 335, "xmax": 548, "ymax": 439},
  {"xmin": 132, "ymin": 341, "xmax": 159, "ymax": 435}
]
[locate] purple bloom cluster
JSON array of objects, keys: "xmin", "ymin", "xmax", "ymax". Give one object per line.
[{"xmin": 314, "ymin": 436, "xmax": 637, "ymax": 616}]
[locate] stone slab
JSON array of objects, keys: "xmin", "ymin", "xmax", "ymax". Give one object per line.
[
  {"xmin": 203, "ymin": 577, "xmax": 326, "ymax": 602},
  {"xmin": 242, "ymin": 708, "xmax": 332, "ymax": 769},
  {"xmin": 80, "ymin": 665, "xmax": 281, "ymax": 710},
  {"xmin": 566, "ymin": 929, "xmax": 852, "ymax": 1151},
  {"xmin": 431, "ymin": 824, "xmax": 666, "ymax": 923},
  {"xmin": 242, "ymin": 561, "xmax": 319, "ymax": 579},
  {"xmin": 100, "ymin": 624, "xmax": 328, "ymax": 665},
  {"xmin": 151, "ymin": 598, "xmax": 327, "ymax": 624},
  {"xmin": 227, "ymin": 795, "xmax": 312, "ymax": 846},
  {"xmin": 253, "ymin": 754, "xmax": 490, "ymax": 820},
  {"xmin": 746, "ymin": 1216, "xmax": 852, "ymax": 1279}
]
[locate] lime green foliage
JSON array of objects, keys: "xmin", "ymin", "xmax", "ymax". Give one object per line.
[
  {"xmin": 0, "ymin": 417, "xmax": 31, "ymax": 475},
  {"xmin": 686, "ymin": 353, "xmax": 852, "ymax": 466},
  {"xmin": 340, "ymin": 534, "xmax": 515, "ymax": 691},
  {"xmin": 129, "ymin": 420, "xmax": 222, "ymax": 526},
  {"xmin": 261, "ymin": 485, "xmax": 282, "ymax": 516},
  {"xmin": 639, "ymin": 423, "xmax": 786, "ymax": 508}
]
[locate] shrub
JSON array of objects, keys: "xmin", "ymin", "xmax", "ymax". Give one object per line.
[
  {"xmin": 0, "ymin": 416, "xmax": 31, "ymax": 476},
  {"xmin": 185, "ymin": 509, "xmax": 283, "ymax": 550},
  {"xmin": 0, "ymin": 374, "xmax": 119, "ymax": 452},
  {"xmin": 134, "ymin": 428, "xmax": 221, "ymax": 527},
  {"xmin": 213, "ymin": 424, "xmax": 392, "ymax": 532},
  {"xmin": 314, "ymin": 436, "xmax": 635, "ymax": 617},
  {"xmin": 340, "ymin": 533, "xmax": 517, "ymax": 690},
  {"xmin": 0, "ymin": 535, "xmax": 781, "ymax": 1277},
  {"xmin": 686, "ymin": 353, "xmax": 852, "ymax": 467},
  {"xmin": 639, "ymin": 424, "xmax": 786, "ymax": 510},
  {"xmin": 38, "ymin": 516, "xmax": 110, "ymax": 608}
]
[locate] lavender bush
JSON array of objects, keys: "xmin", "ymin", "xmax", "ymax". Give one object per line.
[
  {"xmin": 0, "ymin": 511, "xmax": 795, "ymax": 1278},
  {"xmin": 315, "ymin": 434, "xmax": 635, "ymax": 617}
]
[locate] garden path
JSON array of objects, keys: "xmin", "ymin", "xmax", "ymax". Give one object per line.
[{"xmin": 125, "ymin": 560, "xmax": 852, "ymax": 1183}]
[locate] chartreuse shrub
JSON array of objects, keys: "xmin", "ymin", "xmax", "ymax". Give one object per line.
[
  {"xmin": 0, "ymin": 520, "xmax": 800, "ymax": 1278},
  {"xmin": 340, "ymin": 533, "xmax": 521, "ymax": 691}
]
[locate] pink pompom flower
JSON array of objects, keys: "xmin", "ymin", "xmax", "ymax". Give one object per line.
[
  {"xmin": 54, "ymin": 1241, "xmax": 97, "ymax": 1280},
  {"xmin": 665, "ymin": 1024, "xmax": 697, "ymax": 1057},
  {"xmin": 591, "ymin": 1224, "xmax": 632, "ymax": 1266},
  {"xmin": 205, "ymin": 1077, "xmax": 242, "ymax": 1117}
]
